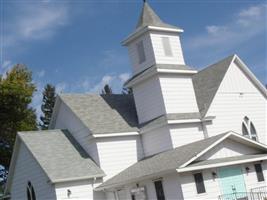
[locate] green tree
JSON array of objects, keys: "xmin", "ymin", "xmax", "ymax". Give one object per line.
[
  {"xmin": 0, "ymin": 64, "xmax": 37, "ymax": 169},
  {"xmin": 39, "ymin": 84, "xmax": 56, "ymax": 130},
  {"xmin": 101, "ymin": 84, "xmax": 113, "ymax": 95}
]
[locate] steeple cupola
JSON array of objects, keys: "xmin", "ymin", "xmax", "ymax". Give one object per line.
[
  {"xmin": 124, "ymin": 2, "xmax": 199, "ymax": 124},
  {"xmin": 123, "ymin": 2, "xmax": 186, "ymax": 75}
]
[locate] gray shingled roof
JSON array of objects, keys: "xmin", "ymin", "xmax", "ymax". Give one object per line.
[
  {"xmin": 192, "ymin": 55, "xmax": 235, "ymax": 117},
  {"xmin": 125, "ymin": 64, "xmax": 195, "ymax": 87},
  {"xmin": 97, "ymin": 133, "xmax": 228, "ymax": 189},
  {"xmin": 140, "ymin": 112, "xmax": 201, "ymax": 131},
  {"xmin": 60, "ymin": 94, "xmax": 139, "ymax": 134},
  {"xmin": 136, "ymin": 2, "xmax": 181, "ymax": 30},
  {"xmin": 19, "ymin": 130, "xmax": 105, "ymax": 183}
]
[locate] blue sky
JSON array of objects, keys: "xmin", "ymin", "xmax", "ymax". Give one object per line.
[{"xmin": 0, "ymin": 0, "xmax": 266, "ymax": 116}]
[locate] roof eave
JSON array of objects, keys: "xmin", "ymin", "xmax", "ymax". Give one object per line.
[
  {"xmin": 122, "ymin": 25, "xmax": 183, "ymax": 46},
  {"xmin": 177, "ymin": 155, "xmax": 267, "ymax": 173},
  {"xmin": 51, "ymin": 173, "xmax": 106, "ymax": 184}
]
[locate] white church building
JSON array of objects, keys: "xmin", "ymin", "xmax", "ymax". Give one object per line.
[{"xmin": 5, "ymin": 2, "xmax": 267, "ymax": 200}]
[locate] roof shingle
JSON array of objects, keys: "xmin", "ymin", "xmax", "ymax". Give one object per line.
[{"xmin": 19, "ymin": 129, "xmax": 105, "ymax": 183}]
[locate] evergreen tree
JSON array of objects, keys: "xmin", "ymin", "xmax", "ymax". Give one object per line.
[
  {"xmin": 0, "ymin": 64, "xmax": 37, "ymax": 169},
  {"xmin": 40, "ymin": 84, "xmax": 56, "ymax": 130},
  {"xmin": 101, "ymin": 84, "xmax": 113, "ymax": 95}
]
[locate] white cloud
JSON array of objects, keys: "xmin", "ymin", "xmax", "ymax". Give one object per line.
[
  {"xmin": 185, "ymin": 4, "xmax": 266, "ymax": 50},
  {"xmin": 0, "ymin": 60, "xmax": 13, "ymax": 76},
  {"xmin": 37, "ymin": 69, "xmax": 46, "ymax": 78},
  {"xmin": 3, "ymin": 2, "xmax": 69, "ymax": 48},
  {"xmin": 88, "ymin": 73, "xmax": 130, "ymax": 94},
  {"xmin": 56, "ymin": 82, "xmax": 68, "ymax": 93},
  {"xmin": 119, "ymin": 73, "xmax": 130, "ymax": 82}
]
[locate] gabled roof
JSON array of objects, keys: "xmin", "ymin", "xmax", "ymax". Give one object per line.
[
  {"xmin": 17, "ymin": 130, "xmax": 105, "ymax": 183},
  {"xmin": 96, "ymin": 131, "xmax": 267, "ymax": 190},
  {"xmin": 192, "ymin": 55, "xmax": 234, "ymax": 117},
  {"xmin": 192, "ymin": 54, "xmax": 267, "ymax": 117},
  {"xmin": 136, "ymin": 2, "xmax": 180, "ymax": 30},
  {"xmin": 58, "ymin": 94, "xmax": 139, "ymax": 134}
]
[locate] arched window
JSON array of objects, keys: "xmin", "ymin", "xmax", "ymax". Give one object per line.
[
  {"xmin": 27, "ymin": 181, "xmax": 36, "ymax": 200},
  {"xmin": 242, "ymin": 117, "xmax": 258, "ymax": 141}
]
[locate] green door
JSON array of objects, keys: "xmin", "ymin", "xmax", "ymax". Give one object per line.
[{"xmin": 218, "ymin": 166, "xmax": 247, "ymax": 195}]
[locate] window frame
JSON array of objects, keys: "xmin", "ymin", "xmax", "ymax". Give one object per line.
[
  {"xmin": 26, "ymin": 181, "xmax": 36, "ymax": 200},
  {"xmin": 136, "ymin": 40, "xmax": 146, "ymax": 64},
  {"xmin": 161, "ymin": 37, "xmax": 173, "ymax": 57},
  {"xmin": 193, "ymin": 172, "xmax": 206, "ymax": 194},
  {"xmin": 242, "ymin": 117, "xmax": 258, "ymax": 141},
  {"xmin": 154, "ymin": 179, "xmax": 166, "ymax": 200},
  {"xmin": 254, "ymin": 163, "xmax": 265, "ymax": 182}
]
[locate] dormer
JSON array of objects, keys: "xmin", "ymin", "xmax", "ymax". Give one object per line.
[{"xmin": 122, "ymin": 2, "xmax": 185, "ymax": 75}]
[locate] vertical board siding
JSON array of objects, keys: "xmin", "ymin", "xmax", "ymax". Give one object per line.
[
  {"xmin": 206, "ymin": 62, "xmax": 267, "ymax": 144},
  {"xmin": 96, "ymin": 136, "xmax": 143, "ymax": 180},
  {"xmin": 159, "ymin": 74, "xmax": 199, "ymax": 114},
  {"xmin": 10, "ymin": 143, "xmax": 56, "ymax": 200},
  {"xmin": 142, "ymin": 125, "xmax": 173, "ymax": 157},
  {"xmin": 170, "ymin": 123, "xmax": 205, "ymax": 148},
  {"xmin": 133, "ymin": 75, "xmax": 166, "ymax": 123},
  {"xmin": 128, "ymin": 33, "xmax": 155, "ymax": 75},
  {"xmin": 150, "ymin": 32, "xmax": 185, "ymax": 65}
]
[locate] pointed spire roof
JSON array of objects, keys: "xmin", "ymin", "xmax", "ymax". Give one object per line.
[{"xmin": 136, "ymin": 2, "xmax": 181, "ymax": 30}]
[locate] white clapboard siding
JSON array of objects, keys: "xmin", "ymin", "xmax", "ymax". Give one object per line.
[
  {"xmin": 133, "ymin": 75, "xmax": 166, "ymax": 123},
  {"xmin": 142, "ymin": 125, "xmax": 173, "ymax": 157},
  {"xmin": 170, "ymin": 123, "xmax": 205, "ymax": 148},
  {"xmin": 197, "ymin": 139, "xmax": 261, "ymax": 161},
  {"xmin": 124, "ymin": 172, "xmax": 183, "ymax": 200},
  {"xmin": 127, "ymin": 32, "xmax": 155, "ymax": 75},
  {"xmin": 180, "ymin": 169, "xmax": 222, "ymax": 200},
  {"xmin": 96, "ymin": 136, "xmax": 143, "ymax": 180},
  {"xmin": 150, "ymin": 32, "xmax": 185, "ymax": 65},
  {"xmin": 55, "ymin": 179, "xmax": 105, "ymax": 200},
  {"xmin": 206, "ymin": 62, "xmax": 267, "ymax": 144},
  {"xmin": 10, "ymin": 142, "xmax": 56, "ymax": 200},
  {"xmin": 105, "ymin": 191, "xmax": 116, "ymax": 200},
  {"xmin": 243, "ymin": 162, "xmax": 267, "ymax": 191},
  {"xmin": 159, "ymin": 74, "xmax": 199, "ymax": 114},
  {"xmin": 180, "ymin": 162, "xmax": 267, "ymax": 200}
]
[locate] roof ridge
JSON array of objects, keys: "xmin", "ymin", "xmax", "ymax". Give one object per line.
[{"xmin": 196, "ymin": 54, "xmax": 235, "ymax": 75}]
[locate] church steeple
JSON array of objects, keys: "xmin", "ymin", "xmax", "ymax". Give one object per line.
[{"xmin": 122, "ymin": 2, "xmax": 199, "ymax": 124}]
